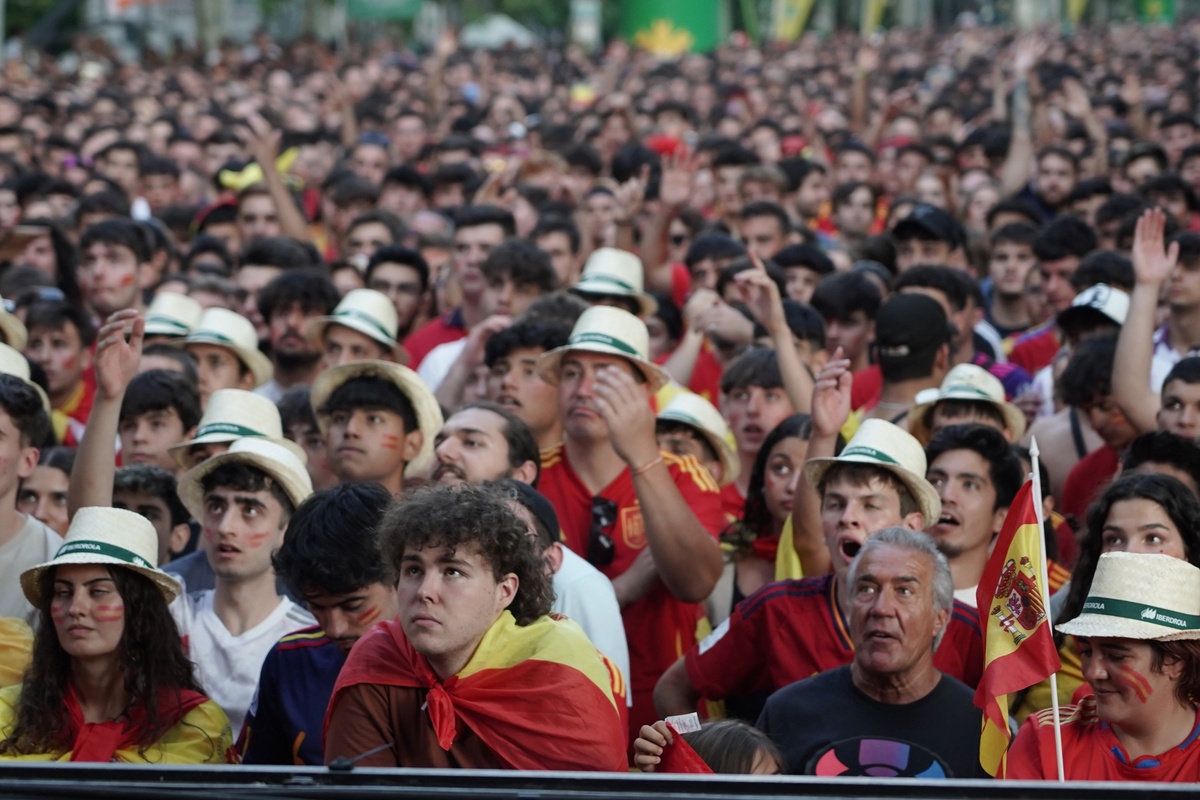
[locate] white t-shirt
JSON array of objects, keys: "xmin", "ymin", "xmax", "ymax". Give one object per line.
[
  {"xmin": 170, "ymin": 587, "xmax": 314, "ymax": 735},
  {"xmin": 552, "ymin": 546, "xmax": 631, "ymax": 706},
  {"xmin": 0, "ymin": 514, "xmax": 62, "ymax": 626},
  {"xmin": 953, "ymin": 584, "xmax": 979, "ymax": 609},
  {"xmin": 416, "ymin": 339, "xmax": 467, "ymax": 393}
]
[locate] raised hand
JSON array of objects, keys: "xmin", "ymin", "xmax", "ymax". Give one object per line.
[
  {"xmin": 811, "ymin": 346, "xmax": 852, "ymax": 439},
  {"xmin": 658, "ymin": 150, "xmax": 695, "ymax": 211},
  {"xmin": 592, "ymin": 366, "xmax": 659, "ymax": 470},
  {"xmin": 734, "ymin": 265, "xmax": 786, "ymax": 337},
  {"xmin": 94, "ymin": 309, "xmax": 145, "ymax": 401},
  {"xmin": 1012, "ymin": 35, "xmax": 1046, "ymax": 76},
  {"xmin": 1131, "ymin": 207, "xmax": 1179, "ymax": 287}
]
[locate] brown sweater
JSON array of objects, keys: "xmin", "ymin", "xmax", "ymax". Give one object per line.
[{"xmin": 324, "ymin": 682, "xmax": 502, "ymax": 769}]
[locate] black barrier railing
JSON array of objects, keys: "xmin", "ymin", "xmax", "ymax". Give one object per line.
[{"xmin": 0, "ymin": 764, "xmax": 1195, "ymax": 799}]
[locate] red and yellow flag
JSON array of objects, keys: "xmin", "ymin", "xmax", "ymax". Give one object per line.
[
  {"xmin": 973, "ymin": 480, "xmax": 1061, "ymax": 777},
  {"xmin": 326, "ymin": 611, "xmax": 628, "ymax": 771}
]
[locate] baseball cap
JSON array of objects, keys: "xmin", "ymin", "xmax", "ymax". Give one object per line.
[
  {"xmin": 892, "ymin": 203, "xmax": 967, "ymax": 250},
  {"xmin": 874, "ymin": 294, "xmax": 951, "ymax": 363}
]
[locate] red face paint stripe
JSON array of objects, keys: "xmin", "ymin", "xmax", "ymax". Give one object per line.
[
  {"xmin": 1117, "ymin": 665, "xmax": 1151, "ymax": 703},
  {"xmin": 354, "ymin": 606, "xmax": 381, "ymax": 625}
]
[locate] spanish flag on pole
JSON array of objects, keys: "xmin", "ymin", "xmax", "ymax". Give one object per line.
[{"xmin": 973, "ymin": 480, "xmax": 1061, "ymax": 777}]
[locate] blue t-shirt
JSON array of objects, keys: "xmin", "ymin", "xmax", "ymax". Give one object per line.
[{"xmin": 238, "ymin": 625, "xmax": 345, "ymax": 766}]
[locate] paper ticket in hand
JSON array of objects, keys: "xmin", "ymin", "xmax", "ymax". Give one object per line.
[{"xmin": 664, "ymin": 712, "xmax": 702, "ymax": 734}]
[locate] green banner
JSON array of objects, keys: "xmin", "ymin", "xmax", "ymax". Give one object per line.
[
  {"xmin": 1139, "ymin": 0, "xmax": 1175, "ymax": 22},
  {"xmin": 347, "ymin": 0, "xmax": 421, "ymax": 22},
  {"xmin": 623, "ymin": 0, "xmax": 723, "ymax": 56}
]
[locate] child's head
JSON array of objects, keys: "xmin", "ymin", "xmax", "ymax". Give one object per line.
[
  {"xmin": 683, "ymin": 719, "xmax": 783, "ymax": 775},
  {"xmin": 118, "ymin": 369, "xmax": 202, "ymax": 472}
]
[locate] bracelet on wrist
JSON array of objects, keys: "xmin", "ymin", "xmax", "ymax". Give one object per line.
[{"xmin": 631, "ymin": 455, "xmax": 664, "ymax": 477}]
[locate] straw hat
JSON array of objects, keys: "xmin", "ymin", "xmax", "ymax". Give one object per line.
[
  {"xmin": 1057, "ymin": 552, "xmax": 1200, "ymax": 641},
  {"xmin": 571, "ymin": 248, "xmax": 658, "ymax": 317},
  {"xmin": 168, "ymin": 388, "xmax": 307, "ymax": 468},
  {"xmin": 144, "ymin": 292, "xmax": 204, "ymax": 339},
  {"xmin": 804, "ymin": 418, "xmax": 941, "ymax": 525},
  {"xmin": 309, "ymin": 360, "xmax": 443, "ymax": 479},
  {"xmin": 0, "ymin": 343, "xmax": 50, "ymax": 415},
  {"xmin": 0, "ymin": 301, "xmax": 27, "ymax": 351},
  {"xmin": 536, "ymin": 306, "xmax": 670, "ymax": 393},
  {"xmin": 21, "ymin": 507, "xmax": 183, "ymax": 604},
  {"xmin": 182, "ymin": 307, "xmax": 273, "ymax": 387},
  {"xmin": 908, "ymin": 363, "xmax": 1026, "ymax": 442},
  {"xmin": 306, "ymin": 288, "xmax": 399, "ymax": 351},
  {"xmin": 176, "ymin": 437, "xmax": 314, "ymax": 522},
  {"xmin": 657, "ymin": 392, "xmax": 739, "ymax": 486}
]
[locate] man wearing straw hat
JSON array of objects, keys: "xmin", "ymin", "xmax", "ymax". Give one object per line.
[
  {"xmin": 172, "ymin": 437, "xmax": 316, "ymax": 736},
  {"xmin": 182, "ymin": 307, "xmax": 273, "ymax": 407},
  {"xmin": 0, "ymin": 346, "xmax": 59, "ymax": 626},
  {"xmin": 307, "ymin": 288, "xmax": 401, "ymax": 371},
  {"xmin": 570, "ymin": 247, "xmax": 658, "ymax": 318},
  {"xmin": 908, "ymin": 363, "xmax": 1028, "ymax": 445},
  {"xmin": 310, "ymin": 360, "xmax": 443, "ymax": 497},
  {"xmin": 536, "ymin": 305, "xmax": 725, "ymax": 740},
  {"xmin": 1009, "ymin": 552, "xmax": 1200, "ymax": 781},
  {"xmin": 655, "ymin": 398, "xmax": 984, "ymax": 720}
]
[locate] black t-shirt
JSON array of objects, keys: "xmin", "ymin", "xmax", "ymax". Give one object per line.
[{"xmin": 757, "ymin": 665, "xmax": 985, "ymax": 779}]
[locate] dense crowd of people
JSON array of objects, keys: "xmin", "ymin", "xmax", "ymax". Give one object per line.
[{"xmin": 0, "ymin": 18, "xmax": 1199, "ymax": 780}]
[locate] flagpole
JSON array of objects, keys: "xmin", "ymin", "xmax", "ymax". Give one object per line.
[{"xmin": 1029, "ymin": 436, "xmax": 1065, "ymax": 782}]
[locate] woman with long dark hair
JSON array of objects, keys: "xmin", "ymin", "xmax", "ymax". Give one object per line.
[
  {"xmin": 0, "ymin": 507, "xmax": 232, "ymax": 763},
  {"xmin": 707, "ymin": 414, "xmax": 813, "ymax": 626}
]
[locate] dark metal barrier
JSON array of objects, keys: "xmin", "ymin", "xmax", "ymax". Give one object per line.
[{"xmin": 0, "ymin": 765, "xmax": 1195, "ymax": 799}]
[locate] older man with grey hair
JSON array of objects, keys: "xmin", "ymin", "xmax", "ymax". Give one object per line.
[{"xmin": 756, "ymin": 528, "xmax": 984, "ymax": 778}]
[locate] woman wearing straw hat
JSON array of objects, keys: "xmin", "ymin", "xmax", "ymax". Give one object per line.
[
  {"xmin": 0, "ymin": 507, "xmax": 233, "ymax": 763},
  {"xmin": 1008, "ymin": 552, "xmax": 1200, "ymax": 781},
  {"xmin": 1016, "ymin": 473, "xmax": 1200, "ymax": 723}
]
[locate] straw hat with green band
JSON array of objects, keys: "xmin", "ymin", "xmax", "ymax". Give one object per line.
[
  {"xmin": 143, "ymin": 291, "xmax": 203, "ymax": 339},
  {"xmin": 804, "ymin": 418, "xmax": 941, "ymax": 526},
  {"xmin": 536, "ymin": 305, "xmax": 670, "ymax": 393},
  {"xmin": 571, "ymin": 248, "xmax": 658, "ymax": 318},
  {"xmin": 168, "ymin": 388, "xmax": 307, "ymax": 468},
  {"xmin": 0, "ymin": 342, "xmax": 51, "ymax": 415},
  {"xmin": 657, "ymin": 392, "xmax": 739, "ymax": 486},
  {"xmin": 21, "ymin": 507, "xmax": 183, "ymax": 604},
  {"xmin": 306, "ymin": 288, "xmax": 399, "ymax": 350},
  {"xmin": 176, "ymin": 437, "xmax": 314, "ymax": 523},
  {"xmin": 0, "ymin": 301, "xmax": 27, "ymax": 351},
  {"xmin": 1057, "ymin": 552, "xmax": 1200, "ymax": 641},
  {"xmin": 181, "ymin": 307, "xmax": 273, "ymax": 388},
  {"xmin": 309, "ymin": 359, "xmax": 443, "ymax": 479},
  {"xmin": 908, "ymin": 363, "xmax": 1026, "ymax": 443}
]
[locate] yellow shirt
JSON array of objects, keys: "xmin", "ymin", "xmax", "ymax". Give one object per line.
[{"xmin": 0, "ymin": 684, "xmax": 234, "ymax": 763}]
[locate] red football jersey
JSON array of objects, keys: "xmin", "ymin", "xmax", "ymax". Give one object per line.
[
  {"xmin": 1007, "ymin": 698, "xmax": 1200, "ymax": 781},
  {"xmin": 685, "ymin": 573, "xmax": 984, "ymax": 700},
  {"xmin": 538, "ymin": 445, "xmax": 725, "ymax": 735}
]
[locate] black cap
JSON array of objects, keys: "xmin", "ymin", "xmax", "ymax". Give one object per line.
[
  {"xmin": 874, "ymin": 294, "xmax": 950, "ymax": 362},
  {"xmin": 494, "ymin": 478, "xmax": 561, "ymax": 545},
  {"xmin": 892, "ymin": 203, "xmax": 967, "ymax": 250}
]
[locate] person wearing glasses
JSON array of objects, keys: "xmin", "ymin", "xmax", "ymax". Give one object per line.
[
  {"xmin": 364, "ymin": 245, "xmax": 430, "ymax": 343},
  {"xmin": 536, "ymin": 306, "xmax": 725, "ymax": 743}
]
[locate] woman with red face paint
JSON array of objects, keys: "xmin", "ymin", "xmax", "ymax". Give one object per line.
[
  {"xmin": 0, "ymin": 507, "xmax": 233, "ymax": 763},
  {"xmin": 1007, "ymin": 552, "xmax": 1200, "ymax": 781}
]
